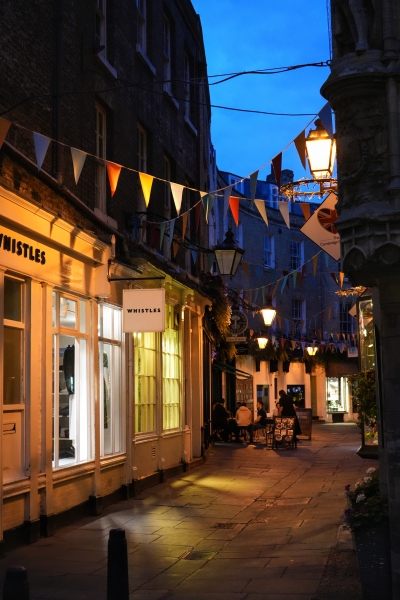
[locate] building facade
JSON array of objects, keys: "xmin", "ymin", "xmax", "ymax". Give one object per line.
[
  {"xmin": 0, "ymin": 0, "xmax": 213, "ymax": 551},
  {"xmin": 210, "ymin": 170, "xmax": 358, "ymax": 423}
]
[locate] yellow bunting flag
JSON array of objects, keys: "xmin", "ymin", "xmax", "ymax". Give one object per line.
[
  {"xmin": 106, "ymin": 161, "xmax": 122, "ymax": 197},
  {"xmin": 139, "ymin": 172, "xmax": 154, "ymax": 207},
  {"xmin": 181, "ymin": 212, "xmax": 188, "ymax": 241}
]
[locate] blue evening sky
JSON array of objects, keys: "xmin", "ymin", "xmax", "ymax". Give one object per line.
[{"xmin": 191, "ymin": 0, "xmax": 331, "ymax": 183}]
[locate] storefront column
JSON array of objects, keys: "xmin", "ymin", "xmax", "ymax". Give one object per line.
[
  {"xmin": 89, "ymin": 299, "xmax": 102, "ymax": 515},
  {"xmin": 190, "ymin": 310, "xmax": 203, "ymax": 458},
  {"xmin": 24, "ymin": 279, "xmax": 42, "ymax": 543},
  {"xmin": 183, "ymin": 305, "xmax": 192, "ymax": 463},
  {"xmin": 124, "ymin": 331, "xmax": 134, "ymax": 494},
  {"xmin": 0, "ymin": 268, "xmax": 5, "ymax": 556},
  {"xmin": 41, "ymin": 283, "xmax": 55, "ymax": 536}
]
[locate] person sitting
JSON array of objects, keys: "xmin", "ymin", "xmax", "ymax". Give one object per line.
[
  {"xmin": 212, "ymin": 398, "xmax": 230, "ymax": 441},
  {"xmin": 249, "ymin": 400, "xmax": 267, "ymax": 442},
  {"xmin": 235, "ymin": 402, "xmax": 253, "ymax": 442}
]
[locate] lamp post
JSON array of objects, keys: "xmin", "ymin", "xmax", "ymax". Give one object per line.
[{"xmin": 213, "ymin": 226, "xmax": 245, "ymax": 277}]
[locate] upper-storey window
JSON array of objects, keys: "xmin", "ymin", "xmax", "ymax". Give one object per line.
[
  {"xmin": 163, "ymin": 14, "xmax": 172, "ymax": 95},
  {"xmin": 95, "ymin": 103, "xmax": 107, "ymax": 212},
  {"xmin": 290, "ymin": 240, "xmax": 303, "ymax": 271},
  {"xmin": 95, "ymin": 0, "xmax": 106, "ymax": 56},
  {"xmin": 264, "ymin": 235, "xmax": 275, "ymax": 269},
  {"xmin": 340, "ymin": 302, "xmax": 355, "ymax": 335},
  {"xmin": 184, "ymin": 51, "xmax": 196, "ymax": 128},
  {"xmin": 137, "ymin": 0, "xmax": 147, "ymax": 54}
]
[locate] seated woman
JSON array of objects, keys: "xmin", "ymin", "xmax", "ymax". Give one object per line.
[{"xmin": 235, "ymin": 402, "xmax": 253, "ymax": 442}]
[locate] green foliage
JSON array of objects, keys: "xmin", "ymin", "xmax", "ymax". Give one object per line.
[
  {"xmin": 348, "ymin": 368, "xmax": 377, "ymax": 427},
  {"xmin": 343, "ymin": 468, "xmax": 388, "ymax": 531},
  {"xmin": 200, "ymin": 273, "xmax": 235, "ymax": 359}
]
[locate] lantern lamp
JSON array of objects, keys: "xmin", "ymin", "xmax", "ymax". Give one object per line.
[
  {"xmin": 306, "ymin": 346, "xmax": 318, "ymax": 356},
  {"xmin": 213, "ymin": 226, "xmax": 245, "ymax": 277},
  {"xmin": 305, "ymin": 119, "xmax": 336, "ymax": 181},
  {"xmin": 260, "ymin": 300, "xmax": 276, "ymax": 326},
  {"xmin": 256, "ymin": 336, "xmax": 268, "ymax": 349}
]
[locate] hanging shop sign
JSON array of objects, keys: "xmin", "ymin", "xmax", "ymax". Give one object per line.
[
  {"xmin": 122, "ymin": 288, "xmax": 165, "ymax": 332},
  {"xmin": 300, "ymin": 192, "xmax": 340, "ymax": 260},
  {"xmin": 228, "ymin": 310, "xmax": 248, "ymax": 336}
]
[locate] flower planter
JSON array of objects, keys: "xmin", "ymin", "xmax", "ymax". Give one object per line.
[{"xmin": 353, "ymin": 520, "xmax": 392, "ymax": 599}]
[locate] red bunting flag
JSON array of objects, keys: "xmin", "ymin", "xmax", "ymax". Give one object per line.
[
  {"xmin": 229, "ymin": 196, "xmax": 240, "ymax": 226},
  {"xmin": 272, "ymin": 153, "xmax": 282, "ymax": 190}
]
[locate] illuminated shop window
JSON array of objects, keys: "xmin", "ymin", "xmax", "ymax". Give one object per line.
[
  {"xmin": 134, "ymin": 332, "xmax": 157, "ymax": 434},
  {"xmin": 162, "ymin": 305, "xmax": 182, "ymax": 430},
  {"xmin": 52, "ymin": 292, "xmax": 91, "ymax": 468},
  {"xmin": 98, "ymin": 304, "xmax": 123, "ymax": 455}
]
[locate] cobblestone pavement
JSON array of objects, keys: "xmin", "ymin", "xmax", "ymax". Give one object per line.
[{"xmin": 0, "ymin": 423, "xmax": 378, "ymax": 599}]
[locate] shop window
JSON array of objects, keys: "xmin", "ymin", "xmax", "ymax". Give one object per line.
[
  {"xmin": 134, "ymin": 332, "xmax": 157, "ymax": 433},
  {"xmin": 326, "ymin": 377, "xmax": 349, "ymax": 413},
  {"xmin": 98, "ymin": 304, "xmax": 123, "ymax": 456},
  {"xmin": 4, "ymin": 276, "xmax": 24, "ymax": 406},
  {"xmin": 358, "ymin": 298, "xmax": 374, "ymax": 370},
  {"xmin": 162, "ymin": 305, "xmax": 182, "ymax": 430},
  {"xmin": 52, "ymin": 292, "xmax": 91, "ymax": 468}
]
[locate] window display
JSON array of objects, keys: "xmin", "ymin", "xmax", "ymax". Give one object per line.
[
  {"xmin": 134, "ymin": 332, "xmax": 157, "ymax": 434},
  {"xmin": 99, "ymin": 304, "xmax": 123, "ymax": 455},
  {"xmin": 52, "ymin": 292, "xmax": 91, "ymax": 467},
  {"xmin": 162, "ymin": 305, "xmax": 182, "ymax": 430},
  {"xmin": 326, "ymin": 377, "xmax": 349, "ymax": 413},
  {"xmin": 359, "ymin": 298, "xmax": 374, "ymax": 371}
]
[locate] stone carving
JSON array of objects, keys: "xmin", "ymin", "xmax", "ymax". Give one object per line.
[{"xmin": 332, "ymin": 0, "xmax": 381, "ymax": 56}]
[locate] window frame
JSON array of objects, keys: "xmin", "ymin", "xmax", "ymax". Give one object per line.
[
  {"xmin": 162, "ymin": 305, "xmax": 183, "ymax": 432},
  {"xmin": 263, "ymin": 235, "xmax": 275, "ymax": 269},
  {"xmin": 95, "ymin": 0, "xmax": 106, "ymax": 57},
  {"xmin": 137, "ymin": 0, "xmax": 147, "ymax": 55},
  {"xmin": 163, "ymin": 14, "xmax": 172, "ymax": 95},
  {"xmin": 340, "ymin": 301, "xmax": 355, "ymax": 335},
  {"xmin": 290, "ymin": 240, "xmax": 304, "ymax": 271},
  {"xmin": 134, "ymin": 331, "xmax": 158, "ymax": 436}
]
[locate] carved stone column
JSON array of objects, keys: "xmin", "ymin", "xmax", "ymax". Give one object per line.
[{"xmin": 322, "ymin": 1, "xmax": 400, "ymax": 595}]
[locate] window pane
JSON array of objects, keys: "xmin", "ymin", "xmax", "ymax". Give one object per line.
[
  {"xmin": 162, "ymin": 308, "xmax": 181, "ymax": 430},
  {"xmin": 52, "ymin": 292, "xmax": 57, "ymax": 327},
  {"xmin": 4, "ymin": 327, "xmax": 22, "ymax": 404},
  {"xmin": 60, "ymin": 297, "xmax": 76, "ymax": 329},
  {"xmin": 134, "ymin": 332, "xmax": 156, "ymax": 433},
  {"xmin": 4, "ymin": 278, "xmax": 22, "ymax": 321},
  {"xmin": 54, "ymin": 335, "xmax": 76, "ymax": 465}
]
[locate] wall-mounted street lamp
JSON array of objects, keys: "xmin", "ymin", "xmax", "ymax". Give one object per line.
[
  {"xmin": 305, "ymin": 119, "xmax": 336, "ymax": 181},
  {"xmin": 306, "ymin": 346, "xmax": 318, "ymax": 356},
  {"xmin": 256, "ymin": 336, "xmax": 268, "ymax": 349},
  {"xmin": 260, "ymin": 300, "xmax": 277, "ymax": 326},
  {"xmin": 213, "ymin": 226, "xmax": 245, "ymax": 277}
]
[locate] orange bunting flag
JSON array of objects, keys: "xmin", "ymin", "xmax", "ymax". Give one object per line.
[
  {"xmin": 327, "ymin": 306, "xmax": 332, "ymax": 320},
  {"xmin": 181, "ymin": 212, "xmax": 188, "ymax": 241},
  {"xmin": 172, "ymin": 241, "xmax": 179, "ymax": 258},
  {"xmin": 300, "ymin": 203, "xmax": 310, "ymax": 221},
  {"xmin": 0, "ymin": 118, "xmax": 11, "ymax": 149},
  {"xmin": 339, "ymin": 272, "xmax": 344, "ymax": 288},
  {"xmin": 312, "ymin": 254, "xmax": 318, "ymax": 276},
  {"xmin": 106, "ymin": 161, "xmax": 122, "ymax": 197},
  {"xmin": 139, "ymin": 172, "xmax": 154, "ymax": 207},
  {"xmin": 229, "ymin": 196, "xmax": 240, "ymax": 226}
]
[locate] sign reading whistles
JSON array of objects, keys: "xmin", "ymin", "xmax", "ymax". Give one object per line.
[
  {"xmin": 0, "ymin": 232, "xmax": 46, "ymax": 264},
  {"xmin": 122, "ymin": 288, "xmax": 165, "ymax": 332}
]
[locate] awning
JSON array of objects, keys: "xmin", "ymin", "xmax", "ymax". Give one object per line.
[{"xmin": 212, "ymin": 360, "xmax": 252, "ymax": 380}]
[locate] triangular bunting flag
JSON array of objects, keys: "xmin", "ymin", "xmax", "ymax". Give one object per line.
[
  {"xmin": 254, "ymin": 199, "xmax": 269, "ymax": 226},
  {"xmin": 318, "ymin": 103, "xmax": 333, "ymax": 139},
  {"xmin": 339, "ymin": 272, "xmax": 344, "ymax": 288},
  {"xmin": 324, "ymin": 253, "xmax": 330, "ymax": 268},
  {"xmin": 312, "ymin": 254, "xmax": 318, "ymax": 276},
  {"xmin": 208, "ymin": 193, "xmax": 215, "ymax": 216},
  {"xmin": 201, "ymin": 192, "xmax": 210, "ymax": 222},
  {"xmin": 250, "ymin": 171, "xmax": 258, "ymax": 208},
  {"xmin": 160, "ymin": 222, "xmax": 166, "ymax": 250},
  {"xmin": 272, "ymin": 153, "xmax": 282, "ymax": 190},
  {"xmin": 294, "ymin": 130, "xmax": 306, "ymax": 170},
  {"xmin": 292, "ymin": 270, "xmax": 298, "ymax": 288},
  {"xmin": 229, "ymin": 196, "xmax": 240, "ymax": 226},
  {"xmin": 242, "ymin": 261, "xmax": 250, "ymax": 279},
  {"xmin": 327, "ymin": 306, "xmax": 332, "ymax": 320},
  {"xmin": 0, "ymin": 118, "xmax": 11, "ymax": 149},
  {"xmin": 299, "ymin": 203, "xmax": 310, "ymax": 221},
  {"xmin": 172, "ymin": 241, "xmax": 179, "ymax": 258},
  {"xmin": 168, "ymin": 219, "xmax": 175, "ymax": 247},
  {"xmin": 254, "ymin": 288, "xmax": 259, "ymax": 306},
  {"xmin": 170, "ymin": 182, "xmax": 185, "ymax": 215},
  {"xmin": 224, "ymin": 185, "xmax": 233, "ymax": 218},
  {"xmin": 207, "ymin": 252, "xmax": 215, "ymax": 272},
  {"xmin": 191, "ymin": 250, "xmax": 197, "ymax": 264},
  {"xmin": 181, "ymin": 212, "xmax": 188, "ymax": 241},
  {"xmin": 272, "ymin": 282, "xmax": 279, "ymax": 298},
  {"xmin": 33, "ymin": 132, "xmax": 51, "ymax": 171},
  {"xmin": 70, "ymin": 147, "xmax": 87, "ymax": 185},
  {"xmin": 106, "ymin": 161, "xmax": 122, "ymax": 197},
  {"xmin": 277, "ymin": 315, "xmax": 282, "ymax": 329},
  {"xmin": 249, "ymin": 290, "xmax": 253, "ymax": 305},
  {"xmin": 139, "ymin": 172, "xmax": 154, "ymax": 207},
  {"xmin": 278, "ymin": 201, "xmax": 290, "ymax": 229},
  {"xmin": 281, "ymin": 275, "xmax": 288, "ymax": 294}
]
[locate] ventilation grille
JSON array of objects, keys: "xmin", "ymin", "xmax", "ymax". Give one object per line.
[{"xmin": 151, "ymin": 446, "xmax": 156, "ymax": 459}]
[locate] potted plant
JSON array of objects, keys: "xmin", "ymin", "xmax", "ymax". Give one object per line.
[
  {"xmin": 348, "ymin": 368, "xmax": 378, "ymax": 458},
  {"xmin": 343, "ymin": 467, "xmax": 391, "ymax": 599}
]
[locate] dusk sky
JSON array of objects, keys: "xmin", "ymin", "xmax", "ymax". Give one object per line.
[{"xmin": 191, "ymin": 1, "xmax": 331, "ymax": 183}]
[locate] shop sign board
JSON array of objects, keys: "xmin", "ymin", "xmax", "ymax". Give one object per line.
[
  {"xmin": 300, "ymin": 193, "xmax": 340, "ymax": 260},
  {"xmin": 123, "ymin": 288, "xmax": 165, "ymax": 332},
  {"xmin": 295, "ymin": 408, "xmax": 312, "ymax": 440},
  {"xmin": 228, "ymin": 310, "xmax": 248, "ymax": 335}
]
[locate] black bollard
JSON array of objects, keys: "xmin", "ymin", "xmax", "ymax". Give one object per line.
[
  {"xmin": 3, "ymin": 566, "xmax": 29, "ymax": 600},
  {"xmin": 107, "ymin": 528, "xmax": 129, "ymax": 600}
]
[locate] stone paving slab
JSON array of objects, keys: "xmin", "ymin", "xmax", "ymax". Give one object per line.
[{"xmin": 0, "ymin": 423, "xmax": 378, "ymax": 600}]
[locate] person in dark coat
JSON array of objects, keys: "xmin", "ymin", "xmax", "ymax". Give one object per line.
[
  {"xmin": 212, "ymin": 398, "xmax": 230, "ymax": 441},
  {"xmin": 277, "ymin": 389, "xmax": 302, "ymax": 439}
]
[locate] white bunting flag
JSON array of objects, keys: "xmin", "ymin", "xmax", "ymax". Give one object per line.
[
  {"xmin": 254, "ymin": 199, "xmax": 268, "ymax": 226},
  {"xmin": 70, "ymin": 147, "xmax": 87, "ymax": 184},
  {"xmin": 33, "ymin": 132, "xmax": 51, "ymax": 171},
  {"xmin": 170, "ymin": 182, "xmax": 185, "ymax": 215},
  {"xmin": 278, "ymin": 201, "xmax": 290, "ymax": 229}
]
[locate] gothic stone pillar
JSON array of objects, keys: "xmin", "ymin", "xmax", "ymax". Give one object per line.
[{"xmin": 322, "ymin": 0, "xmax": 400, "ymax": 596}]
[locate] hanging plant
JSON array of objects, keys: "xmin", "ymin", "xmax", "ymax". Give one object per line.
[{"xmin": 200, "ymin": 273, "xmax": 236, "ymax": 359}]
